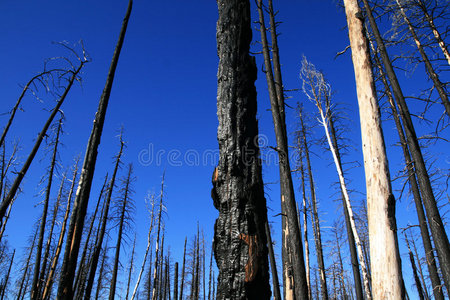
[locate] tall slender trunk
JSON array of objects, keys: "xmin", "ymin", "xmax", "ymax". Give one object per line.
[
  {"xmin": 299, "ymin": 109, "xmax": 328, "ymax": 300},
  {"xmin": 404, "ymin": 232, "xmax": 425, "ymax": 300},
  {"xmin": 323, "ymin": 101, "xmax": 364, "ymax": 300},
  {"xmin": 109, "ymin": 164, "xmax": 133, "ymax": 300},
  {"xmin": 94, "ymin": 239, "xmax": 109, "ymax": 300},
  {"xmin": 73, "ymin": 175, "xmax": 107, "ymax": 298},
  {"xmin": 296, "ymin": 118, "xmax": 312, "ymax": 299},
  {"xmin": 361, "ymin": 0, "xmax": 450, "ymax": 292},
  {"xmin": 0, "ymin": 62, "xmax": 84, "ymax": 222},
  {"xmin": 265, "ymin": 221, "xmax": 281, "ymax": 300},
  {"xmin": 0, "ymin": 249, "xmax": 14, "ymax": 300},
  {"xmin": 301, "ymin": 60, "xmax": 372, "ymax": 299},
  {"xmin": 369, "ymin": 36, "xmax": 444, "ymax": 300},
  {"xmin": 179, "ymin": 237, "xmax": 187, "ymax": 300},
  {"xmin": 31, "ymin": 117, "xmax": 63, "ymax": 300},
  {"xmin": 395, "ymin": 0, "xmax": 450, "ymax": 117},
  {"xmin": 56, "ymin": 2, "xmax": 132, "ymax": 298},
  {"xmin": 17, "ymin": 227, "xmax": 39, "ymax": 300},
  {"xmin": 126, "ymin": 235, "xmax": 136, "ymax": 299},
  {"xmin": 207, "ymin": 247, "xmax": 212, "ymax": 300},
  {"xmin": 213, "ymin": 0, "xmax": 271, "ymax": 298},
  {"xmin": 84, "ymin": 138, "xmax": 124, "ymax": 300},
  {"xmin": 38, "ymin": 172, "xmax": 67, "ymax": 297},
  {"xmin": 409, "ymin": 232, "xmax": 430, "ymax": 300},
  {"xmin": 415, "ymin": 0, "xmax": 450, "ymax": 65},
  {"xmin": 152, "ymin": 172, "xmax": 165, "ymax": 300},
  {"xmin": 256, "ymin": 1, "xmax": 307, "ymax": 298},
  {"xmin": 131, "ymin": 197, "xmax": 156, "ymax": 300},
  {"xmin": 174, "ymin": 262, "xmax": 179, "ymax": 300},
  {"xmin": 342, "ymin": 0, "xmax": 405, "ymax": 297}
]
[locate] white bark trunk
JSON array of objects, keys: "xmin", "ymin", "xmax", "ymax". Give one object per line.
[{"xmin": 343, "ymin": 0, "xmax": 404, "ymax": 298}]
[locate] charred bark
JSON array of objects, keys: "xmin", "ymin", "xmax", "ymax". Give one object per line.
[{"xmin": 213, "ymin": 0, "xmax": 271, "ymax": 298}]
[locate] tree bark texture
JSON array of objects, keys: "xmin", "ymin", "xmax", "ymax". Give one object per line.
[
  {"xmin": 343, "ymin": 0, "xmax": 405, "ymax": 298},
  {"xmin": 213, "ymin": 0, "xmax": 271, "ymax": 298}
]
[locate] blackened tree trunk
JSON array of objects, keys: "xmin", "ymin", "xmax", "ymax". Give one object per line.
[
  {"xmin": 174, "ymin": 262, "xmax": 179, "ymax": 300},
  {"xmin": 84, "ymin": 137, "xmax": 124, "ymax": 300},
  {"xmin": 213, "ymin": 0, "xmax": 271, "ymax": 298},
  {"xmin": 343, "ymin": 0, "xmax": 405, "ymax": 297},
  {"xmin": 109, "ymin": 164, "xmax": 133, "ymax": 300},
  {"xmin": 73, "ymin": 175, "xmax": 107, "ymax": 299},
  {"xmin": 56, "ymin": 1, "xmax": 132, "ymax": 298},
  {"xmin": 361, "ymin": 0, "xmax": 450, "ymax": 293},
  {"xmin": 404, "ymin": 232, "xmax": 425, "ymax": 300},
  {"xmin": 0, "ymin": 249, "xmax": 14, "ymax": 300},
  {"xmin": 31, "ymin": 117, "xmax": 63, "ymax": 300},
  {"xmin": 125, "ymin": 235, "xmax": 137, "ymax": 299},
  {"xmin": 179, "ymin": 237, "xmax": 187, "ymax": 300},
  {"xmin": 256, "ymin": 1, "xmax": 308, "ymax": 298}
]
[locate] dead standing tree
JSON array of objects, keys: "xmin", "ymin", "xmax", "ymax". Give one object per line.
[
  {"xmin": 361, "ymin": 0, "xmax": 450, "ymax": 293},
  {"xmin": 300, "ymin": 57, "xmax": 371, "ymax": 299},
  {"xmin": 256, "ymin": 1, "xmax": 309, "ymax": 298},
  {"xmin": 342, "ymin": 0, "xmax": 405, "ymax": 298},
  {"xmin": 56, "ymin": 1, "xmax": 132, "ymax": 298},
  {"xmin": 212, "ymin": 0, "xmax": 271, "ymax": 298}
]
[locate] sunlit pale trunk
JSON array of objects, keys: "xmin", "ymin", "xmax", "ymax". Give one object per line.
[{"xmin": 343, "ymin": 0, "xmax": 405, "ymax": 297}]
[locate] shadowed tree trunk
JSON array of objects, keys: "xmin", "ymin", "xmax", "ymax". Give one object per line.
[
  {"xmin": 213, "ymin": 0, "xmax": 271, "ymax": 298},
  {"xmin": 56, "ymin": 2, "xmax": 132, "ymax": 298},
  {"xmin": 174, "ymin": 262, "xmax": 178, "ymax": 300},
  {"xmin": 342, "ymin": 0, "xmax": 405, "ymax": 297},
  {"xmin": 256, "ymin": 1, "xmax": 308, "ymax": 298},
  {"xmin": 404, "ymin": 232, "xmax": 425, "ymax": 300},
  {"xmin": 109, "ymin": 164, "xmax": 134, "ymax": 300},
  {"xmin": 361, "ymin": 0, "xmax": 450, "ymax": 293},
  {"xmin": 179, "ymin": 237, "xmax": 187, "ymax": 300}
]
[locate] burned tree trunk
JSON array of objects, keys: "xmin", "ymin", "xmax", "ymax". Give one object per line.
[
  {"xmin": 56, "ymin": 1, "xmax": 132, "ymax": 298},
  {"xmin": 213, "ymin": 0, "xmax": 271, "ymax": 298},
  {"xmin": 256, "ymin": 1, "xmax": 308, "ymax": 298}
]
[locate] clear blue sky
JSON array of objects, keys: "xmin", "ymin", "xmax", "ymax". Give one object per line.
[{"xmin": 1, "ymin": 0, "xmax": 449, "ymax": 298}]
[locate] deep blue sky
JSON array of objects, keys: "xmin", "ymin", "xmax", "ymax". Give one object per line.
[{"xmin": 1, "ymin": 0, "xmax": 449, "ymax": 298}]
